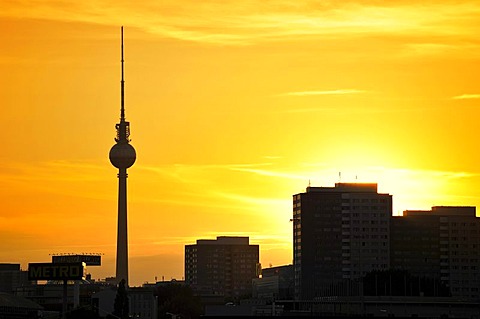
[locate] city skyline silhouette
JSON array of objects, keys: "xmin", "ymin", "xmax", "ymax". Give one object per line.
[{"xmin": 1, "ymin": 2, "xmax": 480, "ymax": 287}]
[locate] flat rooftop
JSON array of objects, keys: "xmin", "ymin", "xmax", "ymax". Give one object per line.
[
  {"xmin": 195, "ymin": 236, "xmax": 250, "ymax": 245},
  {"xmin": 306, "ymin": 183, "xmax": 378, "ymax": 193},
  {"xmin": 404, "ymin": 206, "xmax": 476, "ymax": 217}
]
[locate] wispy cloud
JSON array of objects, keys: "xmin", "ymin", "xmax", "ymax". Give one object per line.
[
  {"xmin": 228, "ymin": 166, "xmax": 307, "ymax": 180},
  {"xmin": 2, "ymin": 1, "xmax": 480, "ymax": 45},
  {"xmin": 400, "ymin": 42, "xmax": 480, "ymax": 57},
  {"xmin": 0, "ymin": 160, "xmax": 115, "ymax": 213},
  {"xmin": 369, "ymin": 166, "xmax": 480, "ymax": 180},
  {"xmin": 279, "ymin": 89, "xmax": 367, "ymax": 97},
  {"xmin": 0, "ymin": 160, "xmax": 107, "ymax": 183},
  {"xmin": 277, "ymin": 104, "xmax": 429, "ymax": 115},
  {"xmin": 452, "ymin": 94, "xmax": 480, "ymax": 100},
  {"xmin": 212, "ymin": 191, "xmax": 287, "ymax": 208},
  {"xmin": 263, "ymin": 155, "xmax": 283, "ymax": 160}
]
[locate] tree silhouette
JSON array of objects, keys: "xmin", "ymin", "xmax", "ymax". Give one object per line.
[
  {"xmin": 67, "ymin": 305, "xmax": 99, "ymax": 319},
  {"xmin": 110, "ymin": 279, "xmax": 129, "ymax": 319},
  {"xmin": 155, "ymin": 283, "xmax": 202, "ymax": 319},
  {"xmin": 363, "ymin": 269, "xmax": 450, "ymax": 297}
]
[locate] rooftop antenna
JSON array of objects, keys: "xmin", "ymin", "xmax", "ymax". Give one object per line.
[
  {"xmin": 339, "ymin": 172, "xmax": 342, "ymax": 183},
  {"xmin": 120, "ymin": 26, "xmax": 125, "ymax": 122}
]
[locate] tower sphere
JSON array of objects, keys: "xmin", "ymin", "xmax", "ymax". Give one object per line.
[{"xmin": 109, "ymin": 143, "xmax": 136, "ymax": 168}]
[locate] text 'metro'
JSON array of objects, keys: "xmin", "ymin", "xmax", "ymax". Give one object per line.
[{"xmin": 28, "ymin": 262, "xmax": 86, "ymax": 281}]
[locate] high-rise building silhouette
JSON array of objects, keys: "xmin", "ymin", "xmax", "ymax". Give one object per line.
[
  {"xmin": 185, "ymin": 237, "xmax": 259, "ymax": 299},
  {"xmin": 391, "ymin": 206, "xmax": 480, "ymax": 299},
  {"xmin": 293, "ymin": 183, "xmax": 392, "ymax": 299},
  {"xmin": 109, "ymin": 27, "xmax": 136, "ymax": 286}
]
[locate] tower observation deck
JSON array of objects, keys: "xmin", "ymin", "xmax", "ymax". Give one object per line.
[{"xmin": 109, "ymin": 26, "xmax": 136, "ymax": 286}]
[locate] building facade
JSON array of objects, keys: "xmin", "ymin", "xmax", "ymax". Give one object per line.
[
  {"xmin": 0, "ymin": 264, "xmax": 29, "ymax": 294},
  {"xmin": 293, "ymin": 183, "xmax": 392, "ymax": 300},
  {"xmin": 391, "ymin": 206, "xmax": 480, "ymax": 300},
  {"xmin": 185, "ymin": 236, "xmax": 259, "ymax": 300},
  {"xmin": 252, "ymin": 264, "xmax": 294, "ymax": 301},
  {"xmin": 128, "ymin": 286, "xmax": 158, "ymax": 319}
]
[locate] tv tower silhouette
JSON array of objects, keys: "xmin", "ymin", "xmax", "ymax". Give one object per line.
[{"xmin": 109, "ymin": 26, "xmax": 136, "ymax": 286}]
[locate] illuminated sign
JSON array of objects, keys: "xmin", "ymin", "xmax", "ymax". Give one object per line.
[
  {"xmin": 52, "ymin": 255, "xmax": 101, "ymax": 266},
  {"xmin": 28, "ymin": 262, "xmax": 85, "ymax": 281}
]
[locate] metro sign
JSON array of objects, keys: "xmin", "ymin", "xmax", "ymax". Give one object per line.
[
  {"xmin": 28, "ymin": 262, "xmax": 86, "ymax": 281},
  {"xmin": 52, "ymin": 255, "xmax": 101, "ymax": 266}
]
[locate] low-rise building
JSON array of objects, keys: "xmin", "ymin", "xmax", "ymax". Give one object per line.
[
  {"xmin": 0, "ymin": 264, "xmax": 29, "ymax": 294},
  {"xmin": 185, "ymin": 236, "xmax": 259, "ymax": 301},
  {"xmin": 252, "ymin": 264, "xmax": 294, "ymax": 301}
]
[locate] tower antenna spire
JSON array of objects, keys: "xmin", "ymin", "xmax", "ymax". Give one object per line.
[{"xmin": 120, "ymin": 26, "xmax": 125, "ymax": 121}]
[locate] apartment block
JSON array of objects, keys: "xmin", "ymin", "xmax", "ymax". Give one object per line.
[
  {"xmin": 185, "ymin": 236, "xmax": 259, "ymax": 300},
  {"xmin": 391, "ymin": 206, "xmax": 480, "ymax": 299},
  {"xmin": 293, "ymin": 183, "xmax": 392, "ymax": 299}
]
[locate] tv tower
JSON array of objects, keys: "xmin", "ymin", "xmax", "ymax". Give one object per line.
[{"xmin": 109, "ymin": 26, "xmax": 136, "ymax": 286}]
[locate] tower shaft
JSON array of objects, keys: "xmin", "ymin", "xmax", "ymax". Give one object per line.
[{"xmin": 115, "ymin": 168, "xmax": 129, "ymax": 285}]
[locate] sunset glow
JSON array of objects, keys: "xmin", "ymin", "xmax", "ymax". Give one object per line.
[{"xmin": 2, "ymin": 1, "xmax": 480, "ymax": 286}]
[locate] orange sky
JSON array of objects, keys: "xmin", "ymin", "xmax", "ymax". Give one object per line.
[{"xmin": 1, "ymin": 1, "xmax": 480, "ymax": 286}]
